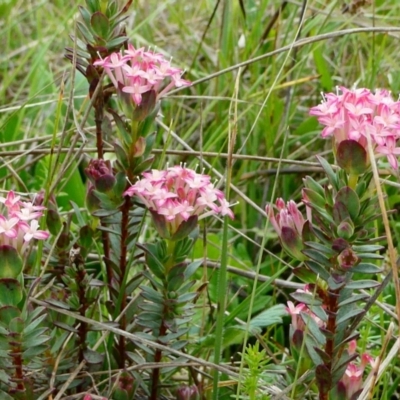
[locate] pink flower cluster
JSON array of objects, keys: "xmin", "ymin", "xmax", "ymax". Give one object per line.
[
  {"xmin": 0, "ymin": 191, "xmax": 49, "ymax": 253},
  {"xmin": 339, "ymin": 340, "xmax": 376, "ymax": 399},
  {"xmin": 124, "ymin": 166, "xmax": 234, "ymax": 234},
  {"xmin": 310, "ymin": 87, "xmax": 400, "ymax": 168},
  {"xmin": 94, "ymin": 43, "xmax": 191, "ymax": 106}
]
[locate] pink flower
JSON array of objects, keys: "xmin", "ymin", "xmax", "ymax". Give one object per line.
[
  {"xmin": 285, "ymin": 301, "xmax": 307, "ymax": 330},
  {"xmin": 124, "ymin": 166, "xmax": 234, "ymax": 238},
  {"xmin": 94, "ymin": 44, "xmax": 191, "ymax": 107},
  {"xmin": 20, "ymin": 220, "xmax": 50, "ymax": 242},
  {"xmin": 0, "ymin": 191, "xmax": 49, "ymax": 252},
  {"xmin": 310, "ymin": 87, "xmax": 400, "ymax": 169}
]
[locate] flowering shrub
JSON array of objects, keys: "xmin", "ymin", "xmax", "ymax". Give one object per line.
[
  {"xmin": 124, "ymin": 165, "xmax": 234, "ymax": 237},
  {"xmin": 310, "ymin": 87, "xmax": 400, "ymax": 168},
  {"xmin": 0, "ymin": 190, "xmax": 49, "ymax": 253},
  {"xmin": 94, "ymin": 43, "xmax": 191, "ymax": 106}
]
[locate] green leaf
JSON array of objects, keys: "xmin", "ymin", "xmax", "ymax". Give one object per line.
[
  {"xmin": 352, "ymin": 244, "xmax": 384, "ymax": 252},
  {"xmin": 23, "ymin": 344, "xmax": 48, "ymax": 358},
  {"xmin": 138, "ymin": 242, "xmax": 166, "ymax": 280},
  {"xmin": 83, "ymin": 348, "xmax": 104, "ymax": 364},
  {"xmin": 90, "ymin": 11, "xmax": 110, "ymax": 38},
  {"xmin": 345, "ymin": 280, "xmax": 380, "ymax": 289},
  {"xmin": 302, "ymin": 249, "xmax": 332, "ymax": 268},
  {"xmin": 316, "ymin": 156, "xmax": 338, "ymax": 191},
  {"xmin": 305, "ymin": 241, "xmax": 336, "ymax": 257},
  {"xmin": 249, "ymin": 304, "xmax": 286, "ymax": 329},
  {"xmin": 338, "ymin": 294, "xmax": 368, "ymax": 307},
  {"xmin": 301, "ymin": 312, "xmax": 326, "ymax": 345},
  {"xmin": 305, "ymin": 260, "xmax": 330, "ymax": 281},
  {"xmin": 351, "ymin": 263, "xmax": 383, "ymax": 274},
  {"xmin": 140, "ymin": 285, "xmax": 163, "ymax": 303},
  {"xmin": 335, "ymin": 187, "xmax": 360, "ymax": 220},
  {"xmin": 336, "ymin": 308, "xmax": 364, "ymax": 325},
  {"xmin": 0, "ymin": 279, "xmax": 23, "ymax": 307},
  {"xmin": 293, "ymin": 265, "xmax": 317, "ymax": 284},
  {"xmin": 0, "ymin": 305, "xmax": 20, "ymax": 325},
  {"xmin": 290, "ymin": 291, "xmax": 322, "ymax": 306},
  {"xmin": 184, "ymin": 260, "xmax": 202, "ymax": 280},
  {"xmin": 0, "ymin": 246, "xmax": 23, "ymax": 279}
]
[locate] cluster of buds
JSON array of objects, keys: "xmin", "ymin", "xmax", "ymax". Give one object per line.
[
  {"xmin": 310, "ymin": 87, "xmax": 400, "ymax": 169},
  {"xmin": 0, "ymin": 190, "xmax": 49, "ymax": 253},
  {"xmin": 94, "ymin": 43, "xmax": 191, "ymax": 107},
  {"xmin": 265, "ymin": 198, "xmax": 306, "ymax": 261},
  {"xmin": 124, "ymin": 165, "xmax": 234, "ymax": 238},
  {"xmin": 336, "ymin": 340, "xmax": 376, "ymax": 399}
]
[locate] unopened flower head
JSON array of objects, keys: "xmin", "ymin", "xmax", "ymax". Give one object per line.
[
  {"xmin": 94, "ymin": 43, "xmax": 191, "ymax": 107},
  {"xmin": 124, "ymin": 166, "xmax": 234, "ymax": 237},
  {"xmin": 265, "ymin": 198, "xmax": 306, "ymax": 260},
  {"xmin": 0, "ymin": 191, "xmax": 49, "ymax": 253},
  {"xmin": 310, "ymin": 86, "xmax": 400, "ymax": 169}
]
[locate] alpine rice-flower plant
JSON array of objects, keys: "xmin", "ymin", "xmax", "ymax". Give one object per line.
[
  {"xmin": 94, "ymin": 43, "xmax": 191, "ymax": 106},
  {"xmin": 124, "ymin": 165, "xmax": 234, "ymax": 239},
  {"xmin": 310, "ymin": 87, "xmax": 400, "ymax": 169}
]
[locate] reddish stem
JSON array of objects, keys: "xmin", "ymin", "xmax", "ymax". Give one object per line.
[{"xmin": 117, "ymin": 196, "xmax": 130, "ymax": 368}]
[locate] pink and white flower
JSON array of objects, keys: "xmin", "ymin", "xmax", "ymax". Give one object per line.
[
  {"xmin": 124, "ymin": 166, "xmax": 234, "ymax": 236},
  {"xmin": 94, "ymin": 44, "xmax": 191, "ymax": 106},
  {"xmin": 310, "ymin": 86, "xmax": 400, "ymax": 169},
  {"xmin": 0, "ymin": 191, "xmax": 49, "ymax": 253}
]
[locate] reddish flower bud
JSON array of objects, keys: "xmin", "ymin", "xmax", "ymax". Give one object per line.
[{"xmin": 85, "ymin": 159, "xmax": 116, "ymax": 193}]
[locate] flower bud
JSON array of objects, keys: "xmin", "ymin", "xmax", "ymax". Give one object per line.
[
  {"xmin": 85, "ymin": 159, "xmax": 116, "ymax": 193},
  {"xmin": 337, "ymin": 247, "xmax": 359, "ymax": 270},
  {"xmin": 176, "ymin": 384, "xmax": 199, "ymax": 400}
]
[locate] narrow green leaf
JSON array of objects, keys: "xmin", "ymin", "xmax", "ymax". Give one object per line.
[
  {"xmin": 351, "ymin": 263, "xmax": 383, "ymax": 274},
  {"xmin": 345, "ymin": 280, "xmax": 380, "ymax": 289},
  {"xmin": 336, "ymin": 308, "xmax": 364, "ymax": 325},
  {"xmin": 305, "ymin": 260, "xmax": 330, "ymax": 281}
]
